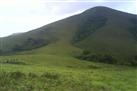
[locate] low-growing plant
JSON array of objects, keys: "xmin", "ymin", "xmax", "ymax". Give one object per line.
[
  {"xmin": 87, "ymin": 64, "xmax": 100, "ymax": 69},
  {"xmin": 28, "ymin": 73, "xmax": 38, "ymax": 78},
  {"xmin": 0, "ymin": 58, "xmax": 26, "ymax": 65},
  {"xmin": 130, "ymin": 55, "xmax": 137, "ymax": 66},
  {"xmin": 41, "ymin": 72, "xmax": 60, "ymax": 80},
  {"xmin": 8, "ymin": 71, "xmax": 26, "ymax": 79}
]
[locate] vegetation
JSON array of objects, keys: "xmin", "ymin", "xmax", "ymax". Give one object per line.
[
  {"xmin": 77, "ymin": 50, "xmax": 117, "ymax": 64},
  {"xmin": 128, "ymin": 18, "xmax": 137, "ymax": 40},
  {"xmin": 0, "ymin": 58, "xmax": 26, "ymax": 65},
  {"xmin": 77, "ymin": 50, "xmax": 137, "ymax": 66},
  {"xmin": 0, "ymin": 6, "xmax": 137, "ymax": 91},
  {"xmin": 0, "ymin": 55, "xmax": 137, "ymax": 91},
  {"xmin": 73, "ymin": 15, "xmax": 107, "ymax": 42},
  {"xmin": 0, "ymin": 50, "xmax": 2, "ymax": 53},
  {"xmin": 130, "ymin": 55, "xmax": 137, "ymax": 66},
  {"xmin": 12, "ymin": 38, "xmax": 49, "ymax": 52}
]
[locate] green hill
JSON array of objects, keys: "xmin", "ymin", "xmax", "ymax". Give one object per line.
[
  {"xmin": 0, "ymin": 6, "xmax": 137, "ymax": 65},
  {"xmin": 0, "ymin": 6, "xmax": 137, "ymax": 91}
]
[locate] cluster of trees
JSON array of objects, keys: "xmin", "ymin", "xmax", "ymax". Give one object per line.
[
  {"xmin": 12, "ymin": 37, "xmax": 48, "ymax": 52},
  {"xmin": 0, "ymin": 58, "xmax": 26, "ymax": 65},
  {"xmin": 130, "ymin": 55, "xmax": 137, "ymax": 66},
  {"xmin": 77, "ymin": 50, "xmax": 137, "ymax": 66},
  {"xmin": 77, "ymin": 50, "xmax": 117, "ymax": 64}
]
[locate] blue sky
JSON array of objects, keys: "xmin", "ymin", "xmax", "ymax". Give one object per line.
[{"xmin": 0, "ymin": 0, "xmax": 136, "ymax": 37}]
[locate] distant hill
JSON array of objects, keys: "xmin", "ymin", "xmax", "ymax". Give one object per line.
[{"xmin": 0, "ymin": 6, "xmax": 137, "ymax": 65}]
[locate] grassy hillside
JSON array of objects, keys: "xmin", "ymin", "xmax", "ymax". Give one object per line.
[
  {"xmin": 0, "ymin": 6, "xmax": 137, "ymax": 91},
  {"xmin": 0, "ymin": 6, "xmax": 137, "ymax": 65}
]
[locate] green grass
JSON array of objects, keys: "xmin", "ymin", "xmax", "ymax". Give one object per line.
[{"xmin": 0, "ymin": 54, "xmax": 137, "ymax": 91}]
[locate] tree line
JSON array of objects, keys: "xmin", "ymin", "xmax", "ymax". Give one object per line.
[{"xmin": 76, "ymin": 50, "xmax": 137, "ymax": 66}]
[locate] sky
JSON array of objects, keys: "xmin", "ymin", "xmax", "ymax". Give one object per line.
[{"xmin": 0, "ymin": 0, "xmax": 137, "ymax": 37}]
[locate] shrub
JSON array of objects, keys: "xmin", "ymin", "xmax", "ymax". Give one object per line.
[
  {"xmin": 130, "ymin": 55, "xmax": 137, "ymax": 66},
  {"xmin": 87, "ymin": 64, "xmax": 100, "ymax": 69},
  {"xmin": 28, "ymin": 73, "xmax": 38, "ymax": 78},
  {"xmin": 83, "ymin": 50, "xmax": 91, "ymax": 55},
  {"xmin": 1, "ymin": 58, "xmax": 26, "ymax": 65},
  {"xmin": 41, "ymin": 72, "xmax": 60, "ymax": 80},
  {"xmin": 98, "ymin": 54, "xmax": 117, "ymax": 64},
  {"xmin": 8, "ymin": 72, "xmax": 26, "ymax": 79},
  {"xmin": 130, "ymin": 60, "xmax": 137, "ymax": 66},
  {"xmin": 77, "ymin": 50, "xmax": 117, "ymax": 64}
]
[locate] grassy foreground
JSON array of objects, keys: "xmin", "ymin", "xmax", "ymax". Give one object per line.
[{"xmin": 0, "ymin": 54, "xmax": 137, "ymax": 91}]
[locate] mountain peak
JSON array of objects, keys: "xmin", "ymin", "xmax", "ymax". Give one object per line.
[
  {"xmin": 81, "ymin": 6, "xmax": 114, "ymax": 15},
  {"xmin": 92, "ymin": 6, "xmax": 111, "ymax": 9},
  {"xmin": 81, "ymin": 6, "xmax": 131, "ymax": 17},
  {"xmin": 84, "ymin": 6, "xmax": 114, "ymax": 13}
]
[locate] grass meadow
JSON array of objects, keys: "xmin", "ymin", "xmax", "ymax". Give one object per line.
[{"xmin": 0, "ymin": 54, "xmax": 137, "ymax": 91}]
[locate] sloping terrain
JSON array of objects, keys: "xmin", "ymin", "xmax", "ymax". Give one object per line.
[
  {"xmin": 0, "ymin": 6, "xmax": 137, "ymax": 91},
  {"xmin": 0, "ymin": 6, "xmax": 137, "ymax": 65}
]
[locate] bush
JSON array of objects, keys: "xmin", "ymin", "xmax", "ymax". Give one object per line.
[
  {"xmin": 28, "ymin": 73, "xmax": 38, "ymax": 78},
  {"xmin": 98, "ymin": 54, "xmax": 117, "ymax": 64},
  {"xmin": 41, "ymin": 72, "xmax": 60, "ymax": 80},
  {"xmin": 0, "ymin": 58, "xmax": 26, "ymax": 65},
  {"xmin": 83, "ymin": 50, "xmax": 91, "ymax": 55},
  {"xmin": 77, "ymin": 50, "xmax": 117, "ymax": 64},
  {"xmin": 130, "ymin": 60, "xmax": 137, "ymax": 66},
  {"xmin": 87, "ymin": 64, "xmax": 100, "ymax": 69},
  {"xmin": 8, "ymin": 72, "xmax": 26, "ymax": 79},
  {"xmin": 130, "ymin": 55, "xmax": 137, "ymax": 66}
]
